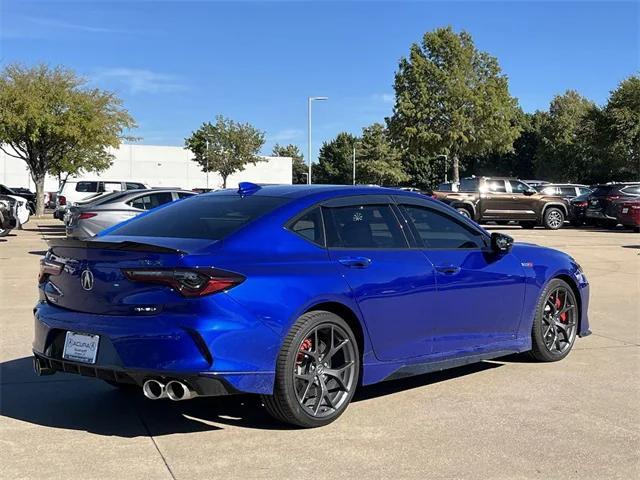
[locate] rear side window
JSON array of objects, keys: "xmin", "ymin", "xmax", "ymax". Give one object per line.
[
  {"xmin": 109, "ymin": 195, "xmax": 288, "ymax": 240},
  {"xmin": 400, "ymin": 205, "xmax": 485, "ymax": 249},
  {"xmin": 323, "ymin": 204, "xmax": 406, "ymax": 249},
  {"xmin": 129, "ymin": 192, "xmax": 174, "ymax": 210},
  {"xmin": 75, "ymin": 182, "xmax": 99, "ymax": 193},
  {"xmin": 459, "ymin": 178, "xmax": 479, "ymax": 192},
  {"xmin": 126, "ymin": 182, "xmax": 146, "ymax": 190},
  {"xmin": 289, "ymin": 208, "xmax": 324, "ymax": 246},
  {"xmin": 486, "ymin": 180, "xmax": 506, "ymax": 193},
  {"xmin": 560, "ymin": 187, "xmax": 577, "ymax": 196},
  {"xmin": 176, "ymin": 192, "xmax": 196, "ymax": 199},
  {"xmin": 578, "ymin": 187, "xmax": 592, "ymax": 196}
]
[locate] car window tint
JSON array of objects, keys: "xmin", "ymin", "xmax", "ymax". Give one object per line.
[
  {"xmin": 177, "ymin": 192, "xmax": 196, "ymax": 199},
  {"xmin": 560, "ymin": 187, "xmax": 576, "ymax": 196},
  {"xmin": 487, "ymin": 180, "xmax": 506, "ymax": 193},
  {"xmin": 578, "ymin": 187, "xmax": 592, "ymax": 195},
  {"xmin": 323, "ymin": 204, "xmax": 406, "ymax": 249},
  {"xmin": 509, "ymin": 180, "xmax": 530, "ymax": 193},
  {"xmin": 126, "ymin": 182, "xmax": 146, "ymax": 190},
  {"xmin": 400, "ymin": 205, "xmax": 484, "ymax": 249},
  {"xmin": 129, "ymin": 192, "xmax": 174, "ymax": 210},
  {"xmin": 289, "ymin": 208, "xmax": 324, "ymax": 246},
  {"xmin": 75, "ymin": 182, "xmax": 99, "ymax": 193},
  {"xmin": 110, "ymin": 195, "xmax": 288, "ymax": 240}
]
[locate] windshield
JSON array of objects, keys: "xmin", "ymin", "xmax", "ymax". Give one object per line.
[{"xmin": 108, "ymin": 194, "xmax": 288, "ymax": 240}]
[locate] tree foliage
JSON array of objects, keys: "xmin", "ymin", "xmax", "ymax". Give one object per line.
[
  {"xmin": 272, "ymin": 143, "xmax": 307, "ymax": 184},
  {"xmin": 185, "ymin": 115, "xmax": 265, "ymax": 188},
  {"xmin": 387, "ymin": 26, "xmax": 521, "ymax": 183},
  {"xmin": 0, "ymin": 63, "xmax": 135, "ymax": 215},
  {"xmin": 313, "ymin": 132, "xmax": 358, "ymax": 184},
  {"xmin": 356, "ymin": 123, "xmax": 408, "ymax": 185}
]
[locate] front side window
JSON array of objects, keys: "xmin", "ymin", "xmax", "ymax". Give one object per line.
[
  {"xmin": 289, "ymin": 207, "xmax": 324, "ymax": 246},
  {"xmin": 323, "ymin": 204, "xmax": 406, "ymax": 249},
  {"xmin": 75, "ymin": 182, "xmax": 99, "ymax": 193},
  {"xmin": 400, "ymin": 205, "xmax": 485, "ymax": 249},
  {"xmin": 509, "ymin": 180, "xmax": 531, "ymax": 193}
]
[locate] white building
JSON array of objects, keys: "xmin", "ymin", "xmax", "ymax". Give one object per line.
[{"xmin": 0, "ymin": 144, "xmax": 292, "ymax": 192}]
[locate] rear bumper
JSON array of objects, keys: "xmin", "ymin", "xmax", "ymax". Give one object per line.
[{"xmin": 32, "ymin": 300, "xmax": 279, "ymax": 394}]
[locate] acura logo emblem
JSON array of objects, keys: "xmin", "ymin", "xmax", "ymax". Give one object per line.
[{"xmin": 81, "ymin": 269, "xmax": 94, "ymax": 291}]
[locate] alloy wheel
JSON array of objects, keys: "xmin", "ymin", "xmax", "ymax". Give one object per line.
[
  {"xmin": 293, "ymin": 323, "xmax": 357, "ymax": 418},
  {"xmin": 546, "ymin": 210, "xmax": 563, "ymax": 229},
  {"xmin": 541, "ymin": 287, "xmax": 577, "ymax": 354}
]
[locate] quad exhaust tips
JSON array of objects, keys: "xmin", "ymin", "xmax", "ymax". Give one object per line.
[{"xmin": 142, "ymin": 379, "xmax": 196, "ymax": 401}]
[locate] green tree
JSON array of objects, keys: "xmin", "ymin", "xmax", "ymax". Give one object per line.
[
  {"xmin": 185, "ymin": 115, "xmax": 265, "ymax": 188},
  {"xmin": 0, "ymin": 64, "xmax": 135, "ymax": 215},
  {"xmin": 600, "ymin": 76, "xmax": 640, "ymax": 180},
  {"xmin": 272, "ymin": 143, "xmax": 307, "ymax": 184},
  {"xmin": 356, "ymin": 123, "xmax": 408, "ymax": 185},
  {"xmin": 313, "ymin": 132, "xmax": 358, "ymax": 184},
  {"xmin": 535, "ymin": 90, "xmax": 598, "ymax": 182},
  {"xmin": 387, "ymin": 26, "xmax": 521, "ymax": 183}
]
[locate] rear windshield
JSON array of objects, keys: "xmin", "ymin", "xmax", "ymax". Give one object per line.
[
  {"xmin": 108, "ymin": 194, "xmax": 288, "ymax": 240},
  {"xmin": 591, "ymin": 186, "xmax": 613, "ymax": 196}
]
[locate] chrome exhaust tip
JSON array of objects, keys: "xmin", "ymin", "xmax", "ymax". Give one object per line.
[
  {"xmin": 142, "ymin": 379, "xmax": 166, "ymax": 400},
  {"xmin": 165, "ymin": 380, "xmax": 195, "ymax": 401},
  {"xmin": 33, "ymin": 356, "xmax": 55, "ymax": 376}
]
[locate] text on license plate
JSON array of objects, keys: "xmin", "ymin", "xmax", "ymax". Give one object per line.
[
  {"xmin": 622, "ymin": 208, "xmax": 629, "ymax": 213},
  {"xmin": 62, "ymin": 331, "xmax": 100, "ymax": 364}
]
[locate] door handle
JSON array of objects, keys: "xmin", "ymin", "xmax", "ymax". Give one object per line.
[
  {"xmin": 338, "ymin": 256, "xmax": 372, "ymax": 268},
  {"xmin": 435, "ymin": 265, "xmax": 461, "ymax": 275}
]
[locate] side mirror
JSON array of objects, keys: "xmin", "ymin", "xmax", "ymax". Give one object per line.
[
  {"xmin": 491, "ymin": 232, "xmax": 513, "ymax": 253},
  {"xmin": 523, "ymin": 189, "xmax": 536, "ymax": 196}
]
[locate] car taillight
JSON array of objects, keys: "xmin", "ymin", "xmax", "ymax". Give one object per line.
[
  {"xmin": 38, "ymin": 258, "xmax": 63, "ymax": 283},
  {"xmin": 58, "ymin": 196, "xmax": 66, "ymax": 206},
  {"xmin": 574, "ymin": 201, "xmax": 588, "ymax": 207},
  {"xmin": 606, "ymin": 196, "xmax": 620, "ymax": 201},
  {"xmin": 122, "ymin": 268, "xmax": 244, "ymax": 297},
  {"xmin": 79, "ymin": 212, "xmax": 97, "ymax": 220}
]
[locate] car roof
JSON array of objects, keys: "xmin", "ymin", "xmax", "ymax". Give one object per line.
[{"xmin": 209, "ymin": 184, "xmax": 421, "ymax": 200}]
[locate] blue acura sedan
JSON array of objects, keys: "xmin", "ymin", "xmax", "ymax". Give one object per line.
[{"xmin": 33, "ymin": 184, "xmax": 590, "ymax": 427}]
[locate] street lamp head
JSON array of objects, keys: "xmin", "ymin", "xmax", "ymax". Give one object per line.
[{"xmin": 309, "ymin": 96, "xmax": 329, "ymax": 101}]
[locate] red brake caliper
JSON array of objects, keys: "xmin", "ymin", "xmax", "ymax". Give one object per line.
[
  {"xmin": 296, "ymin": 338, "xmax": 313, "ymax": 365},
  {"xmin": 555, "ymin": 294, "xmax": 567, "ymax": 323}
]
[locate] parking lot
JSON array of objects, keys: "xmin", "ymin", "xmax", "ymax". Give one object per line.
[{"xmin": 0, "ymin": 220, "xmax": 638, "ymax": 480}]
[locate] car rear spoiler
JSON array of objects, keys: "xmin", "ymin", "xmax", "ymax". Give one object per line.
[{"xmin": 46, "ymin": 238, "xmax": 185, "ymax": 255}]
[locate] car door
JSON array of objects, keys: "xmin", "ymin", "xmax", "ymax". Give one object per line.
[
  {"xmin": 323, "ymin": 195, "xmax": 438, "ymax": 361},
  {"xmin": 395, "ymin": 197, "xmax": 527, "ymax": 355},
  {"xmin": 506, "ymin": 179, "xmax": 538, "ymax": 220},
  {"xmin": 479, "ymin": 179, "xmax": 510, "ymax": 219}
]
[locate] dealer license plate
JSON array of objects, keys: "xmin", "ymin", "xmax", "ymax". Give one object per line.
[{"xmin": 62, "ymin": 331, "xmax": 100, "ymax": 364}]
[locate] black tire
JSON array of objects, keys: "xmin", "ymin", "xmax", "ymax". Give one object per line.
[
  {"xmin": 456, "ymin": 207, "xmax": 471, "ymax": 219},
  {"xmin": 529, "ymin": 279, "xmax": 579, "ymax": 362},
  {"xmin": 543, "ymin": 207, "xmax": 565, "ymax": 230},
  {"xmin": 0, "ymin": 226, "xmax": 10, "ymax": 237},
  {"xmin": 262, "ymin": 310, "xmax": 360, "ymax": 428},
  {"xmin": 520, "ymin": 221, "xmax": 536, "ymax": 229}
]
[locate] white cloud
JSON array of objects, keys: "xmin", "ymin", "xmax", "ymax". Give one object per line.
[
  {"xmin": 92, "ymin": 68, "xmax": 187, "ymax": 94},
  {"xmin": 269, "ymin": 128, "xmax": 304, "ymax": 142}
]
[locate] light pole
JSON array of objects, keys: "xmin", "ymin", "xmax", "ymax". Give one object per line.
[
  {"xmin": 307, "ymin": 96, "xmax": 328, "ymax": 184},
  {"xmin": 437, "ymin": 154, "xmax": 448, "ymax": 183},
  {"xmin": 205, "ymin": 138, "xmax": 210, "ymax": 189},
  {"xmin": 352, "ymin": 146, "xmax": 356, "ymax": 185}
]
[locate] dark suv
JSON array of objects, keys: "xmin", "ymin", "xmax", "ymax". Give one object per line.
[
  {"xmin": 585, "ymin": 183, "xmax": 640, "ymax": 226},
  {"xmin": 434, "ymin": 176, "xmax": 571, "ymax": 229}
]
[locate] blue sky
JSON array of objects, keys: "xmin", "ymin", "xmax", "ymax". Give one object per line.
[{"xmin": 1, "ymin": 1, "xmax": 638, "ymax": 160}]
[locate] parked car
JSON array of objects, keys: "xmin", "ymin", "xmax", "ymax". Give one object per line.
[
  {"xmin": 436, "ymin": 181, "xmax": 459, "ymax": 192},
  {"xmin": 585, "ymin": 183, "xmax": 640, "ymax": 227},
  {"xmin": 33, "ymin": 184, "xmax": 590, "ymax": 428},
  {"xmin": 54, "ymin": 179, "xmax": 149, "ymax": 220},
  {"xmin": 433, "ymin": 176, "xmax": 572, "ymax": 229},
  {"xmin": 0, "ymin": 184, "xmax": 36, "ymax": 214},
  {"xmin": 65, "ymin": 188, "xmax": 196, "ymax": 239},
  {"xmin": 569, "ymin": 193, "xmax": 591, "ymax": 226},
  {"xmin": 537, "ymin": 184, "xmax": 592, "ymax": 199},
  {"xmin": 522, "ymin": 180, "xmax": 550, "ymax": 188},
  {"xmin": 0, "ymin": 195, "xmax": 18, "ymax": 236},
  {"xmin": 616, "ymin": 199, "xmax": 640, "ymax": 232},
  {"xmin": 0, "ymin": 190, "xmax": 30, "ymax": 232}
]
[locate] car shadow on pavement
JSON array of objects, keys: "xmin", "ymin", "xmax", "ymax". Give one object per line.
[{"xmin": 1, "ymin": 356, "xmax": 503, "ymax": 433}]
